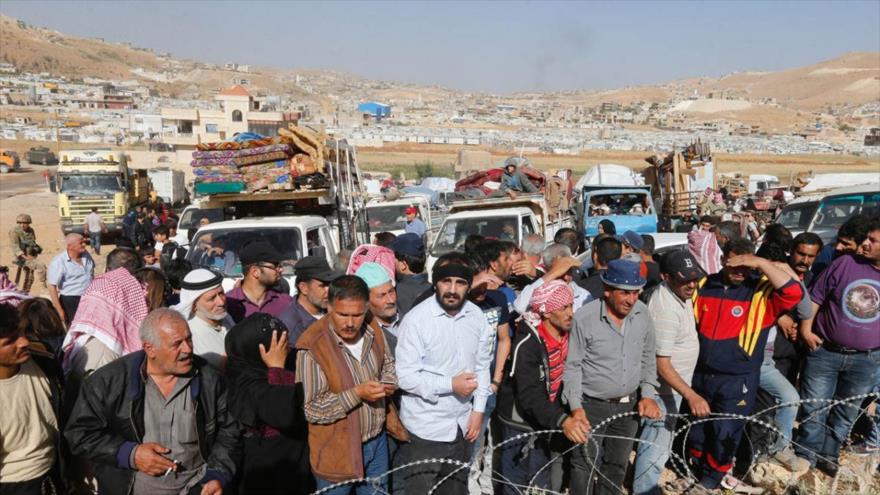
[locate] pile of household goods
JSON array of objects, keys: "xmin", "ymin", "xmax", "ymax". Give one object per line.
[{"xmin": 192, "ymin": 124, "xmax": 325, "ymax": 194}]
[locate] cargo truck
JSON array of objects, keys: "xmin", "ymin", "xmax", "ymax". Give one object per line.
[{"xmin": 52, "ymin": 149, "xmax": 151, "ymax": 235}]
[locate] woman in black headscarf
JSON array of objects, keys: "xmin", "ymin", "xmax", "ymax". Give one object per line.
[
  {"xmin": 598, "ymin": 219, "xmax": 617, "ymax": 236},
  {"xmin": 225, "ymin": 313, "xmax": 314, "ymax": 494}
]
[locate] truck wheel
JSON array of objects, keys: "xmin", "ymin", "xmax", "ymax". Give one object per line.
[
  {"xmin": 42, "ymin": 157, "xmax": 48, "ymax": 165},
  {"xmin": 0, "ymin": 164, "xmax": 8, "ymax": 174}
]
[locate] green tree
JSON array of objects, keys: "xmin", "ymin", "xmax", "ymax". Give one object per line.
[{"xmin": 414, "ymin": 160, "xmax": 434, "ymax": 179}]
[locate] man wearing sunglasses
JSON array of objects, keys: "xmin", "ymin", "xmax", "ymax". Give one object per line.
[{"xmin": 226, "ymin": 240, "xmax": 293, "ymax": 323}]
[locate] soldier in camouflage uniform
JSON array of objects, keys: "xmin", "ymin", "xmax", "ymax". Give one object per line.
[{"xmin": 8, "ymin": 213, "xmax": 47, "ymax": 293}]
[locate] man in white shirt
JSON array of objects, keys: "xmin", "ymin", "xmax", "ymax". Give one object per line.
[
  {"xmin": 395, "ymin": 253, "xmax": 493, "ymax": 495},
  {"xmin": 83, "ymin": 207, "xmax": 105, "ymax": 255},
  {"xmin": 171, "ymin": 269, "xmax": 233, "ymax": 369}
]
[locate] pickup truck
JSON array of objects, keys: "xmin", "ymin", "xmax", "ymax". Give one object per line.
[
  {"xmin": 428, "ymin": 193, "xmax": 573, "ymax": 272},
  {"xmin": 576, "ymin": 185, "xmax": 658, "ymax": 240},
  {"xmin": 366, "ymin": 194, "xmax": 438, "ymax": 242},
  {"xmin": 26, "ymin": 146, "xmax": 58, "ymax": 165},
  {"xmin": 185, "ymin": 215, "xmax": 340, "ymax": 295}
]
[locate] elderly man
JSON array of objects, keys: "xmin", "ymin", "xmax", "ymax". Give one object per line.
[
  {"xmin": 8, "ymin": 213, "xmax": 47, "ymax": 294},
  {"xmin": 171, "ymin": 269, "xmax": 234, "ymax": 369},
  {"xmin": 497, "ymin": 281, "xmax": 584, "ymax": 494},
  {"xmin": 508, "ymin": 233, "xmax": 546, "ymax": 290},
  {"xmin": 633, "ymin": 251, "xmax": 707, "ymax": 495},
  {"xmin": 225, "ymin": 240, "xmax": 292, "ymax": 323},
  {"xmin": 296, "ymin": 275, "xmax": 400, "ymax": 494},
  {"xmin": 355, "ymin": 262, "xmax": 399, "ymax": 338},
  {"xmin": 278, "ymin": 256, "xmax": 341, "ymax": 343},
  {"xmin": 65, "ymin": 309, "xmax": 239, "ymax": 495},
  {"xmin": 391, "ymin": 233, "xmax": 431, "ymax": 318},
  {"xmin": 514, "ymin": 243, "xmax": 592, "ymax": 315},
  {"xmin": 47, "ymin": 233, "xmax": 95, "ymax": 325},
  {"xmin": 396, "ymin": 254, "xmax": 494, "ymax": 495},
  {"xmin": 563, "ymin": 259, "xmax": 661, "ymax": 495}
]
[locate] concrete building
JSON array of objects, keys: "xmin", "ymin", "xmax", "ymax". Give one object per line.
[{"xmin": 160, "ymin": 85, "xmax": 293, "ymax": 148}]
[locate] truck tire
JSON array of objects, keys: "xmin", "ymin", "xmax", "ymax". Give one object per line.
[
  {"xmin": 42, "ymin": 157, "xmax": 48, "ymax": 165},
  {"xmin": 0, "ymin": 164, "xmax": 8, "ymax": 174}
]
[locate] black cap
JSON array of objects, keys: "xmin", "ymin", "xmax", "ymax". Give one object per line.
[
  {"xmin": 239, "ymin": 240, "xmax": 282, "ymax": 266},
  {"xmin": 294, "ymin": 255, "xmax": 341, "ymax": 282},
  {"xmin": 660, "ymin": 250, "xmax": 706, "ymax": 282}
]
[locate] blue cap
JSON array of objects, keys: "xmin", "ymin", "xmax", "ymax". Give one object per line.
[
  {"xmin": 390, "ymin": 232, "xmax": 425, "ymax": 257},
  {"xmin": 600, "ymin": 259, "xmax": 646, "ymax": 290},
  {"xmin": 617, "ymin": 230, "xmax": 645, "ymax": 251}
]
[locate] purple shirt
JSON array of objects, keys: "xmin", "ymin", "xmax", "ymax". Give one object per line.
[
  {"xmin": 225, "ymin": 286, "xmax": 293, "ymax": 324},
  {"xmin": 810, "ymin": 254, "xmax": 880, "ymax": 351}
]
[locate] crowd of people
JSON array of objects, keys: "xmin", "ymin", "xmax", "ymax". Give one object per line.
[{"xmin": 1, "ymin": 206, "xmax": 878, "ymax": 495}]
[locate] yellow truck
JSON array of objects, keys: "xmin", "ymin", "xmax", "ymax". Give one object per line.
[{"xmin": 52, "ymin": 149, "xmax": 151, "ymax": 235}]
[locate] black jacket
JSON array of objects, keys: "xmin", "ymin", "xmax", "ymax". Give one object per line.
[
  {"xmin": 64, "ymin": 351, "xmax": 241, "ymax": 494},
  {"xmin": 496, "ymin": 320, "xmax": 569, "ymax": 432}
]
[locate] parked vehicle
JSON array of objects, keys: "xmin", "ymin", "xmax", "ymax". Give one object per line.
[
  {"xmin": 147, "ymin": 168, "xmax": 187, "ymax": 206},
  {"xmin": 366, "ymin": 194, "xmax": 437, "ymax": 241},
  {"xmin": 25, "ymin": 146, "xmax": 58, "ymax": 165},
  {"xmin": 0, "ymin": 149, "xmax": 21, "ymax": 173},
  {"xmin": 577, "ymin": 185, "xmax": 658, "ymax": 239},
  {"xmin": 52, "ymin": 149, "xmax": 152, "ymax": 235},
  {"xmin": 172, "ymin": 203, "xmax": 225, "ymax": 247},
  {"xmin": 773, "ymin": 194, "xmax": 823, "ymax": 236},
  {"xmin": 799, "ymin": 184, "xmax": 880, "ymax": 244}
]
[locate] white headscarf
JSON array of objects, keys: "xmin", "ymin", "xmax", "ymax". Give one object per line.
[{"xmin": 171, "ymin": 269, "xmax": 224, "ymax": 319}]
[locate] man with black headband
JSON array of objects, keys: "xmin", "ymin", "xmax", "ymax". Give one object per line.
[{"xmin": 395, "ymin": 253, "xmax": 494, "ymax": 495}]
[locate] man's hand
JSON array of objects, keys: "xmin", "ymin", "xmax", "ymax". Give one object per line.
[
  {"xmin": 133, "ymin": 442, "xmax": 176, "ymax": 476},
  {"xmin": 200, "ymin": 480, "xmax": 223, "ymax": 495},
  {"xmin": 561, "ymin": 415, "xmax": 591, "ymax": 444},
  {"xmin": 471, "ymin": 272, "xmax": 503, "ymax": 292},
  {"xmin": 258, "ymin": 330, "xmax": 289, "ymax": 369},
  {"xmin": 465, "ymin": 411, "xmax": 484, "ymax": 441},
  {"xmin": 638, "ymin": 398, "xmax": 662, "ymax": 419},
  {"xmin": 452, "ymin": 371, "xmax": 478, "ymax": 398},
  {"xmin": 801, "ymin": 329, "xmax": 823, "ymax": 352},
  {"xmin": 777, "ymin": 314, "xmax": 798, "ymax": 341},
  {"xmin": 511, "ymin": 259, "xmax": 537, "ymax": 278},
  {"xmin": 354, "ymin": 380, "xmax": 386, "ymax": 402},
  {"xmin": 54, "ymin": 305, "xmax": 66, "ymax": 324},
  {"xmin": 545, "ymin": 256, "xmax": 582, "ymax": 282},
  {"xmin": 724, "ymin": 254, "xmax": 762, "ymax": 269},
  {"xmin": 381, "ymin": 380, "xmax": 397, "ymax": 396},
  {"xmin": 685, "ymin": 393, "xmax": 711, "ymax": 418}
]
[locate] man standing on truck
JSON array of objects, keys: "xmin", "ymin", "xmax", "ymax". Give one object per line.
[
  {"xmin": 83, "ymin": 207, "xmax": 106, "ymax": 255},
  {"xmin": 403, "ymin": 206, "xmax": 427, "ymax": 239},
  {"xmin": 8, "ymin": 214, "xmax": 47, "ymax": 294},
  {"xmin": 226, "ymin": 240, "xmax": 293, "ymax": 323},
  {"xmin": 499, "ymin": 161, "xmax": 538, "ymax": 195}
]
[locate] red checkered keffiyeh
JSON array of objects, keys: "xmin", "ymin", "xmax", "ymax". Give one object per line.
[
  {"xmin": 346, "ymin": 244, "xmax": 396, "ymax": 285},
  {"xmin": 688, "ymin": 230, "xmax": 722, "ymax": 275},
  {"xmin": 524, "ymin": 280, "xmax": 574, "ymax": 402}
]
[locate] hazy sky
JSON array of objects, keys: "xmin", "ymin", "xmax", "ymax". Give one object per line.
[{"xmin": 2, "ymin": 1, "xmax": 878, "ymax": 93}]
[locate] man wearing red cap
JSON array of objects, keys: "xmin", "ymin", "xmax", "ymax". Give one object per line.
[{"xmin": 403, "ymin": 206, "xmax": 427, "ymax": 239}]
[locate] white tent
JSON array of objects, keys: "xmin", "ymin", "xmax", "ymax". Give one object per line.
[
  {"xmin": 801, "ymin": 173, "xmax": 880, "ymax": 192},
  {"xmin": 575, "ymin": 163, "xmax": 644, "ymax": 190}
]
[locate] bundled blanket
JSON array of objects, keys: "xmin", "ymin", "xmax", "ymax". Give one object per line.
[
  {"xmin": 196, "ymin": 136, "xmax": 282, "ymax": 151},
  {"xmin": 191, "ymin": 150, "xmax": 289, "ymax": 168},
  {"xmin": 192, "ymin": 143, "xmax": 293, "ymax": 160}
]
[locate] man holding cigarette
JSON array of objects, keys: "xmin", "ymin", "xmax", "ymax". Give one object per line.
[{"xmin": 65, "ymin": 308, "xmax": 239, "ymax": 495}]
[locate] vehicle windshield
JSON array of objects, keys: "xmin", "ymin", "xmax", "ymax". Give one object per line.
[
  {"xmin": 433, "ymin": 215, "xmax": 518, "ymax": 254},
  {"xmin": 186, "ymin": 227, "xmax": 303, "ymax": 277},
  {"xmin": 59, "ymin": 174, "xmax": 123, "ymax": 194},
  {"xmin": 178, "ymin": 208, "xmax": 225, "ymax": 231},
  {"xmin": 587, "ymin": 192, "xmax": 652, "ymax": 216},
  {"xmin": 813, "ymin": 193, "xmax": 880, "ymax": 230},
  {"xmin": 368, "ymin": 205, "xmax": 407, "ymax": 232},
  {"xmin": 775, "ymin": 202, "xmax": 818, "ymax": 231}
]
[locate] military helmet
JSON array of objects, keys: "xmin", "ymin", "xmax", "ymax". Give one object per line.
[{"xmin": 16, "ymin": 213, "xmax": 32, "ymax": 224}]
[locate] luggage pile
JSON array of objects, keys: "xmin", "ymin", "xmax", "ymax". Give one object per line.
[{"xmin": 192, "ymin": 125, "xmax": 325, "ymax": 195}]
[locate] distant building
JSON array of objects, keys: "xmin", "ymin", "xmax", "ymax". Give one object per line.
[
  {"xmin": 160, "ymin": 85, "xmax": 295, "ymax": 148},
  {"xmin": 358, "ymin": 101, "xmax": 391, "ymax": 121},
  {"xmin": 865, "ymin": 128, "xmax": 880, "ymax": 147}
]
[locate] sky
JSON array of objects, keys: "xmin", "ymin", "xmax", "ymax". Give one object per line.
[{"xmin": 2, "ymin": 1, "xmax": 879, "ymax": 94}]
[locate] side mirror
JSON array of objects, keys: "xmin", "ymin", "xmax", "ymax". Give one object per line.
[{"xmin": 49, "ymin": 178, "xmax": 56, "ymax": 193}]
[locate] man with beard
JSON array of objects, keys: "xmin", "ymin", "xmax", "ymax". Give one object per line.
[
  {"xmin": 633, "ymin": 251, "xmax": 707, "ymax": 495},
  {"xmin": 296, "ymin": 275, "xmax": 401, "ymax": 494},
  {"xmin": 278, "ymin": 256, "xmax": 341, "ymax": 343},
  {"xmin": 225, "ymin": 240, "xmax": 292, "ymax": 323},
  {"xmin": 563, "ymin": 259, "xmax": 661, "ymax": 495},
  {"xmin": 171, "ymin": 269, "xmax": 234, "ymax": 370},
  {"xmin": 687, "ymin": 238, "xmax": 802, "ymax": 492},
  {"xmin": 496, "ymin": 281, "xmax": 585, "ymax": 494},
  {"xmin": 795, "ymin": 216, "xmax": 880, "ymax": 476},
  {"xmin": 65, "ymin": 309, "xmax": 239, "ymax": 495},
  {"xmin": 395, "ymin": 254, "xmax": 494, "ymax": 495}
]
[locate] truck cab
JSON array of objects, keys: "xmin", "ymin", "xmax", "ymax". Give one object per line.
[
  {"xmin": 577, "ymin": 185, "xmax": 657, "ymax": 239},
  {"xmin": 185, "ymin": 216, "xmax": 339, "ymax": 295},
  {"xmin": 366, "ymin": 195, "xmax": 434, "ymax": 241}
]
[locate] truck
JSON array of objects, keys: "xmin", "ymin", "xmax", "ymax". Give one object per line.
[
  {"xmin": 185, "ymin": 136, "xmax": 369, "ymax": 295},
  {"xmin": 25, "ymin": 146, "xmax": 58, "ymax": 166},
  {"xmin": 366, "ymin": 194, "xmax": 436, "ymax": 241},
  {"xmin": 52, "ymin": 149, "xmax": 151, "ymax": 235},
  {"xmin": 573, "ymin": 164, "xmax": 658, "ymax": 240},
  {"xmin": 428, "ymin": 193, "xmax": 574, "ymax": 271},
  {"xmin": 147, "ymin": 168, "xmax": 187, "ymax": 206},
  {"xmin": 0, "ymin": 149, "xmax": 21, "ymax": 173}
]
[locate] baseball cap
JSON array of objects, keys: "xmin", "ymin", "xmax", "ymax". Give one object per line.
[
  {"xmin": 390, "ymin": 232, "xmax": 425, "ymax": 257},
  {"xmin": 239, "ymin": 240, "xmax": 282, "ymax": 266},
  {"xmin": 660, "ymin": 250, "xmax": 706, "ymax": 283},
  {"xmin": 294, "ymin": 255, "xmax": 341, "ymax": 282},
  {"xmin": 617, "ymin": 230, "xmax": 645, "ymax": 251},
  {"xmin": 404, "ymin": 206, "xmax": 418, "ymax": 215}
]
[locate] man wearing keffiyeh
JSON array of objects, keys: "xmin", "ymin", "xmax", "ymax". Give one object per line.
[{"xmin": 495, "ymin": 280, "xmax": 589, "ymax": 494}]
